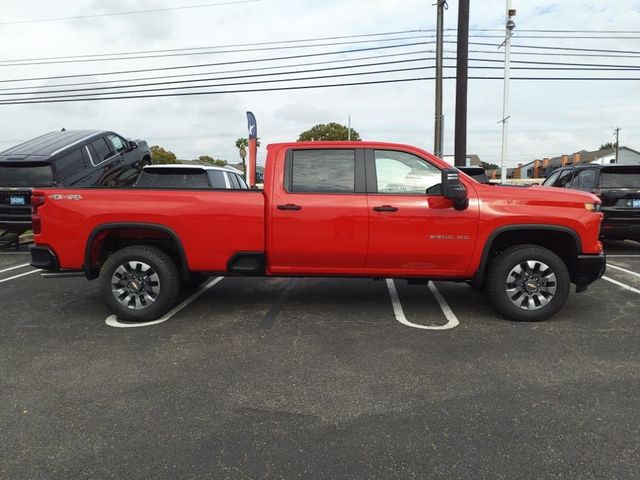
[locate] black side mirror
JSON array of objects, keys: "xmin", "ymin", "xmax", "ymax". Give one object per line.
[
  {"xmin": 128, "ymin": 140, "xmax": 138, "ymax": 150},
  {"xmin": 440, "ymin": 168, "xmax": 469, "ymax": 210}
]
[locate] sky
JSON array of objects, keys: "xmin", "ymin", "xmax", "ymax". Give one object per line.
[{"xmin": 0, "ymin": 0, "xmax": 639, "ymax": 167}]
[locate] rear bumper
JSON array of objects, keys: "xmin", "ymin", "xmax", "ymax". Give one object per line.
[
  {"xmin": 574, "ymin": 252, "xmax": 606, "ymax": 292},
  {"xmin": 0, "ymin": 219, "xmax": 31, "ymax": 231},
  {"xmin": 29, "ymin": 245, "xmax": 59, "ymax": 271}
]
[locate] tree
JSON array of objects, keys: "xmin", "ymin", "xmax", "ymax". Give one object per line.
[
  {"xmin": 297, "ymin": 122, "xmax": 361, "ymax": 141},
  {"xmin": 480, "ymin": 161, "xmax": 499, "ymax": 170},
  {"xmin": 199, "ymin": 155, "xmax": 227, "ymax": 166},
  {"xmin": 235, "ymin": 137, "xmax": 260, "ymax": 175},
  {"xmin": 150, "ymin": 145, "xmax": 178, "ymax": 164},
  {"xmin": 599, "ymin": 142, "xmax": 617, "ymax": 151}
]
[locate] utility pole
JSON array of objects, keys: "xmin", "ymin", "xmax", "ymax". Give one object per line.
[
  {"xmin": 434, "ymin": 0, "xmax": 447, "ymax": 158},
  {"xmin": 348, "ymin": 115, "xmax": 352, "ymax": 140},
  {"xmin": 454, "ymin": 0, "xmax": 470, "ymax": 167},
  {"xmin": 614, "ymin": 127, "xmax": 620, "ymax": 163},
  {"xmin": 499, "ymin": 2, "xmax": 516, "ymax": 181}
]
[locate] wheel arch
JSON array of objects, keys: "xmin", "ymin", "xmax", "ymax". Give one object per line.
[
  {"xmin": 473, "ymin": 225, "xmax": 582, "ymax": 287},
  {"xmin": 84, "ymin": 222, "xmax": 189, "ymax": 280}
]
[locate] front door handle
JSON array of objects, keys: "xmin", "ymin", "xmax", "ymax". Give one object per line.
[
  {"xmin": 277, "ymin": 204, "xmax": 302, "ymax": 211},
  {"xmin": 373, "ymin": 205, "xmax": 398, "ymax": 212}
]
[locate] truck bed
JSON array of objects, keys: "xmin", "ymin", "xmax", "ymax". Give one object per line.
[{"xmin": 34, "ymin": 188, "xmax": 265, "ymax": 272}]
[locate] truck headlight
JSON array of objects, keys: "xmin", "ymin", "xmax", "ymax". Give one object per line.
[{"xmin": 585, "ymin": 202, "xmax": 601, "ymax": 212}]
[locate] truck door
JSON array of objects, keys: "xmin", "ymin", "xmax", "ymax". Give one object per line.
[
  {"xmin": 269, "ymin": 148, "xmax": 369, "ymax": 273},
  {"xmin": 365, "ymin": 149, "xmax": 479, "ymax": 276}
]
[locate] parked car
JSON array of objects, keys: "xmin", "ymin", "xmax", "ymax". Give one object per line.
[
  {"xmin": 135, "ymin": 165, "xmax": 248, "ymax": 189},
  {"xmin": 542, "ymin": 163, "xmax": 640, "ymax": 241},
  {"xmin": 458, "ymin": 166, "xmax": 490, "ymax": 184},
  {"xmin": 31, "ymin": 141, "xmax": 604, "ymax": 323},
  {"xmin": 0, "ymin": 130, "xmax": 150, "ymax": 233}
]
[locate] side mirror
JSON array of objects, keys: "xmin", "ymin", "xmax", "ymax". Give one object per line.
[
  {"xmin": 128, "ymin": 140, "xmax": 138, "ymax": 150},
  {"xmin": 440, "ymin": 168, "xmax": 469, "ymax": 210}
]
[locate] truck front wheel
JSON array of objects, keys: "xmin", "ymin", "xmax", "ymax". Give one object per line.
[
  {"xmin": 100, "ymin": 245, "xmax": 180, "ymax": 322},
  {"xmin": 486, "ymin": 244, "xmax": 570, "ymax": 322}
]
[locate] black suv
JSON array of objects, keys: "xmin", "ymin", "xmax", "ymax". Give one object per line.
[
  {"xmin": 0, "ymin": 130, "xmax": 151, "ymax": 233},
  {"xmin": 542, "ymin": 163, "xmax": 640, "ymax": 241}
]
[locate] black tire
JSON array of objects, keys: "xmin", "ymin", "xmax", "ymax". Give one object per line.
[
  {"xmin": 486, "ymin": 244, "xmax": 570, "ymax": 322},
  {"xmin": 100, "ymin": 245, "xmax": 180, "ymax": 322}
]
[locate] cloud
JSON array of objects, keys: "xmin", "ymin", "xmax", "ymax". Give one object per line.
[{"xmin": 0, "ymin": 0, "xmax": 638, "ymax": 166}]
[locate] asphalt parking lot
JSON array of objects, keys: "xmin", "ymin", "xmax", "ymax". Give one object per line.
[{"xmin": 1, "ymin": 241, "xmax": 639, "ymax": 479}]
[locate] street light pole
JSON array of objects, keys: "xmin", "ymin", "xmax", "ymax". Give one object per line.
[
  {"xmin": 614, "ymin": 127, "xmax": 620, "ymax": 163},
  {"xmin": 500, "ymin": 2, "xmax": 516, "ymax": 181},
  {"xmin": 454, "ymin": 0, "xmax": 470, "ymax": 167},
  {"xmin": 434, "ymin": 0, "xmax": 446, "ymax": 158}
]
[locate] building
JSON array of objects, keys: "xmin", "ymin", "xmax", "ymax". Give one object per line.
[{"xmin": 491, "ymin": 146, "xmax": 640, "ymax": 180}]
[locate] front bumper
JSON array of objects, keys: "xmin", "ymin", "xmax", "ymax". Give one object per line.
[{"xmin": 574, "ymin": 252, "xmax": 606, "ymax": 292}]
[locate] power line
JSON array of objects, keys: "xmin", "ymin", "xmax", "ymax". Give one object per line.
[
  {"xmin": 467, "ymin": 28, "xmax": 640, "ymax": 33},
  {"xmin": 0, "ymin": 0, "xmax": 261, "ymax": 26},
  {"xmin": 0, "ymin": 35, "xmax": 435, "ymax": 67},
  {"xmin": 0, "ymin": 41, "xmax": 434, "ymax": 84},
  {"xmin": 0, "ymin": 66, "xmax": 437, "ymax": 102},
  {"xmin": 0, "ymin": 58, "xmax": 436, "ymax": 96},
  {"xmin": 4, "ymin": 57, "xmax": 640, "ymax": 98},
  {"xmin": 465, "ymin": 41, "xmax": 640, "ymax": 55},
  {"xmin": 0, "ymin": 50, "xmax": 430, "ymax": 92},
  {"xmin": 2, "ymin": 75, "xmax": 640, "ymax": 106},
  {"xmin": 0, "ymin": 29, "xmax": 429, "ymax": 63}
]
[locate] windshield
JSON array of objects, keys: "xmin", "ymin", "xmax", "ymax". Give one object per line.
[
  {"xmin": 601, "ymin": 169, "xmax": 640, "ymax": 188},
  {"xmin": 0, "ymin": 164, "xmax": 53, "ymax": 187}
]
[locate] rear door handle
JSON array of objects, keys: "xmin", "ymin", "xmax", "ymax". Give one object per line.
[
  {"xmin": 277, "ymin": 204, "xmax": 302, "ymax": 211},
  {"xmin": 373, "ymin": 205, "xmax": 398, "ymax": 212}
]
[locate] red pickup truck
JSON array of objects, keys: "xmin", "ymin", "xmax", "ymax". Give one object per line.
[{"xmin": 30, "ymin": 141, "xmax": 605, "ymax": 322}]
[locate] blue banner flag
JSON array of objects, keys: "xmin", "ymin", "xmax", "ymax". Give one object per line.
[{"xmin": 246, "ymin": 111, "xmax": 257, "ymax": 139}]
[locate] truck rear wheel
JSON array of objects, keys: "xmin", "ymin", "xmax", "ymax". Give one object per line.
[
  {"xmin": 100, "ymin": 245, "xmax": 180, "ymax": 322},
  {"xmin": 486, "ymin": 244, "xmax": 570, "ymax": 322}
]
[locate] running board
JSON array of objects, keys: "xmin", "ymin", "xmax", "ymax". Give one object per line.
[{"xmin": 41, "ymin": 271, "xmax": 85, "ymax": 279}]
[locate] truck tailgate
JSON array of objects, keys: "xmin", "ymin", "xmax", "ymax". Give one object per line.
[{"xmin": 34, "ymin": 188, "xmax": 265, "ymax": 272}]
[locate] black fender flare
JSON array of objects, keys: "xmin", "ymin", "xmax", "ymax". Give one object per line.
[
  {"xmin": 472, "ymin": 224, "xmax": 582, "ymax": 286},
  {"xmin": 83, "ymin": 222, "xmax": 189, "ymax": 279}
]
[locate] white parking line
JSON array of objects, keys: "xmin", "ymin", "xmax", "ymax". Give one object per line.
[
  {"xmin": 105, "ymin": 276, "xmax": 224, "ymax": 328},
  {"xmin": 0, "ymin": 263, "xmax": 29, "ymax": 274},
  {"xmin": 601, "ymin": 276, "xmax": 640, "ymax": 295},
  {"xmin": 607, "ymin": 263, "xmax": 640, "ymax": 279},
  {"xmin": 385, "ymin": 279, "xmax": 459, "ymax": 330},
  {"xmin": 0, "ymin": 269, "xmax": 42, "ymax": 284}
]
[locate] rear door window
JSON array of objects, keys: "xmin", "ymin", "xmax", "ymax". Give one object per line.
[
  {"xmin": 289, "ymin": 149, "xmax": 355, "ymax": 193},
  {"xmin": 0, "ymin": 164, "xmax": 53, "ymax": 187},
  {"xmin": 90, "ymin": 138, "xmax": 114, "ymax": 164}
]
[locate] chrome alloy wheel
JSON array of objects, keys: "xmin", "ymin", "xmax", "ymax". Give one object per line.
[
  {"xmin": 110, "ymin": 261, "xmax": 161, "ymax": 310},
  {"xmin": 505, "ymin": 260, "xmax": 557, "ymax": 311}
]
